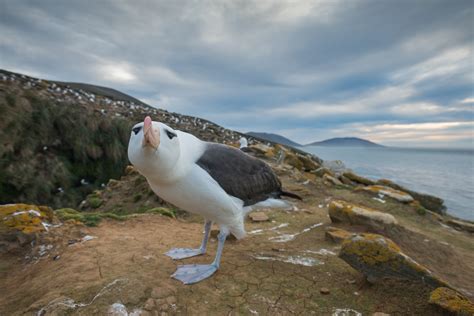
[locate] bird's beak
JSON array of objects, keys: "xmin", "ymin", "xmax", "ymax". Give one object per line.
[{"xmin": 142, "ymin": 116, "xmax": 160, "ymax": 149}]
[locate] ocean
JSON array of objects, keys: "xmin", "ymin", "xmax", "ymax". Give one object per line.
[{"xmin": 302, "ymin": 146, "xmax": 474, "ymax": 221}]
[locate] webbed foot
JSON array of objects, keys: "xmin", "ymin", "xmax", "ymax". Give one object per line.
[
  {"xmin": 165, "ymin": 248, "xmax": 204, "ymax": 260},
  {"xmin": 171, "ymin": 264, "xmax": 218, "ymax": 284}
]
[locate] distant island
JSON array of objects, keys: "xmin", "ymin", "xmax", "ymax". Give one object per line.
[
  {"xmin": 246, "ymin": 132, "xmax": 383, "ymax": 148},
  {"xmin": 305, "ymin": 137, "xmax": 383, "ymax": 147},
  {"xmin": 246, "ymin": 132, "xmax": 302, "ymax": 147}
]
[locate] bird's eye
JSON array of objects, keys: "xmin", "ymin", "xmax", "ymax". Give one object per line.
[
  {"xmin": 166, "ymin": 130, "xmax": 177, "ymax": 139},
  {"xmin": 132, "ymin": 126, "xmax": 142, "ymax": 135}
]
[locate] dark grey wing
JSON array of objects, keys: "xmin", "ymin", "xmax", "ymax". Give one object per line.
[{"xmin": 196, "ymin": 143, "xmax": 283, "ymax": 206}]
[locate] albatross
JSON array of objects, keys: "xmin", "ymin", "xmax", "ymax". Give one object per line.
[{"xmin": 128, "ymin": 116, "xmax": 301, "ymax": 284}]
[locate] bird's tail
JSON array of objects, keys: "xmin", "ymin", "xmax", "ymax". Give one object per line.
[{"xmin": 280, "ymin": 190, "xmax": 303, "ymax": 201}]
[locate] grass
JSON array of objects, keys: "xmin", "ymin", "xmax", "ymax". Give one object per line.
[{"xmin": 55, "ymin": 206, "xmax": 176, "ymax": 226}]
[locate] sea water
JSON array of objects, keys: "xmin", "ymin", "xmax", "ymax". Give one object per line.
[{"xmin": 303, "ymin": 146, "xmax": 474, "ymax": 221}]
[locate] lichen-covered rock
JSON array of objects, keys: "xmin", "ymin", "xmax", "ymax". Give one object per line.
[
  {"xmin": 322, "ymin": 160, "xmax": 347, "ymax": 175},
  {"xmin": 377, "ymin": 179, "xmax": 446, "ymax": 214},
  {"xmin": 429, "ymin": 287, "xmax": 474, "ymax": 315},
  {"xmin": 445, "ymin": 219, "xmax": 474, "ymax": 233},
  {"xmin": 339, "ymin": 175, "xmax": 356, "ymax": 186},
  {"xmin": 246, "ymin": 143, "xmax": 275, "ymax": 159},
  {"xmin": 0, "ymin": 204, "xmax": 56, "ymax": 252},
  {"xmin": 275, "ymin": 145, "xmax": 320, "ymax": 171},
  {"xmin": 359, "ymin": 185, "xmax": 414, "ymax": 203},
  {"xmin": 339, "ymin": 233, "xmax": 447, "ymax": 287},
  {"xmin": 1, "ymin": 204, "xmax": 54, "ymax": 234},
  {"xmin": 325, "ymin": 227, "xmax": 353, "ymax": 244},
  {"xmin": 328, "ymin": 200, "xmax": 397, "ymax": 230},
  {"xmin": 343, "ymin": 171, "xmax": 375, "ymax": 186},
  {"xmin": 313, "ymin": 167, "xmax": 334, "ymax": 177},
  {"xmin": 323, "ymin": 173, "xmax": 343, "ymax": 186}
]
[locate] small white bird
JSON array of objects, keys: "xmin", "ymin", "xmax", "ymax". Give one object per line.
[{"xmin": 128, "ymin": 116, "xmax": 301, "ymax": 284}]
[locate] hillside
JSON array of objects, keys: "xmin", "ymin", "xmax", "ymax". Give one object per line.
[
  {"xmin": 306, "ymin": 137, "xmax": 383, "ymax": 147},
  {"xmin": 0, "ymin": 69, "xmax": 259, "ymax": 208},
  {"xmin": 1, "ymin": 69, "xmax": 473, "ymax": 316},
  {"xmin": 247, "ymin": 132, "xmax": 302, "ymax": 147}
]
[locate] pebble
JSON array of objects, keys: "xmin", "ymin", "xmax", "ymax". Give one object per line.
[
  {"xmin": 320, "ymin": 287, "xmax": 330, "ymax": 295},
  {"xmin": 249, "ymin": 212, "xmax": 269, "ymax": 222},
  {"xmin": 372, "ymin": 313, "xmax": 390, "ymax": 316}
]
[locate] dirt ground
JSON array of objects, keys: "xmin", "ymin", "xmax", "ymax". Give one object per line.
[{"xmin": 1, "ymin": 170, "xmax": 473, "ymax": 315}]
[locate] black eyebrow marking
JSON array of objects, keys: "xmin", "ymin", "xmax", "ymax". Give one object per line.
[
  {"xmin": 132, "ymin": 126, "xmax": 142, "ymax": 135},
  {"xmin": 166, "ymin": 130, "xmax": 177, "ymax": 139}
]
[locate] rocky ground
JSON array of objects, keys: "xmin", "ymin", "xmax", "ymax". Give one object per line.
[
  {"xmin": 1, "ymin": 148, "xmax": 473, "ymax": 315},
  {"xmin": 1, "ymin": 69, "xmax": 473, "ymax": 315}
]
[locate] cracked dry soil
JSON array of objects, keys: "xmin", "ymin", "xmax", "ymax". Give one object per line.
[{"xmin": 1, "ymin": 171, "xmax": 472, "ymax": 315}]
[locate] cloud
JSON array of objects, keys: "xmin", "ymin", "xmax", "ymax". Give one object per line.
[{"xmin": 0, "ymin": 0, "xmax": 472, "ymax": 147}]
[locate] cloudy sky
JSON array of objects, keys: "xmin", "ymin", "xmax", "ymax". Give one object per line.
[{"xmin": 1, "ymin": 0, "xmax": 473, "ymax": 147}]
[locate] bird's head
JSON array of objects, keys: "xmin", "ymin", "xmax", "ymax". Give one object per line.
[{"xmin": 128, "ymin": 116, "xmax": 181, "ymax": 178}]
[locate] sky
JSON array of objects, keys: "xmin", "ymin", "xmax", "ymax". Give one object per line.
[{"xmin": 1, "ymin": 0, "xmax": 473, "ymax": 147}]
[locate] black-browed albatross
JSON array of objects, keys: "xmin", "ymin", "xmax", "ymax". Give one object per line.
[{"xmin": 128, "ymin": 116, "xmax": 301, "ymax": 284}]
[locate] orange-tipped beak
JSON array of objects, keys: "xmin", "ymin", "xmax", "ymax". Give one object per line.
[{"xmin": 142, "ymin": 116, "xmax": 160, "ymax": 149}]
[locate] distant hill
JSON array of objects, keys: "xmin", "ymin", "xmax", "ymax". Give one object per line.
[
  {"xmin": 247, "ymin": 132, "xmax": 302, "ymax": 147},
  {"xmin": 305, "ymin": 137, "xmax": 383, "ymax": 147}
]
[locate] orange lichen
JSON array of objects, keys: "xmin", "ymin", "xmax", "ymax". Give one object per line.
[
  {"xmin": 1, "ymin": 204, "xmax": 52, "ymax": 234},
  {"xmin": 341, "ymin": 233, "xmax": 401, "ymax": 266},
  {"xmin": 429, "ymin": 287, "xmax": 474, "ymax": 315}
]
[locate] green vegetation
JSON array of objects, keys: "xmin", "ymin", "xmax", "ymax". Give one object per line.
[
  {"xmin": 0, "ymin": 91, "xmax": 132, "ymax": 208},
  {"xmin": 55, "ymin": 206, "xmax": 176, "ymax": 226}
]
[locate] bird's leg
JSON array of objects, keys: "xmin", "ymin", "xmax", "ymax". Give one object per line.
[
  {"xmin": 171, "ymin": 228, "xmax": 229, "ymax": 284},
  {"xmin": 165, "ymin": 220, "xmax": 212, "ymax": 260}
]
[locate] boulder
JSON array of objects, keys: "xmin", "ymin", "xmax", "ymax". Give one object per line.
[
  {"xmin": 445, "ymin": 219, "xmax": 474, "ymax": 233},
  {"xmin": 339, "ymin": 175, "xmax": 356, "ymax": 186},
  {"xmin": 0, "ymin": 203, "xmax": 55, "ymax": 253},
  {"xmin": 359, "ymin": 185, "xmax": 414, "ymax": 203},
  {"xmin": 322, "ymin": 160, "xmax": 347, "ymax": 176},
  {"xmin": 377, "ymin": 179, "xmax": 446, "ymax": 214},
  {"xmin": 275, "ymin": 145, "xmax": 320, "ymax": 171},
  {"xmin": 328, "ymin": 200, "xmax": 398, "ymax": 230},
  {"xmin": 429, "ymin": 287, "xmax": 474, "ymax": 315},
  {"xmin": 313, "ymin": 167, "xmax": 334, "ymax": 177},
  {"xmin": 323, "ymin": 174, "xmax": 343, "ymax": 186},
  {"xmin": 339, "ymin": 233, "xmax": 447, "ymax": 287},
  {"xmin": 246, "ymin": 144, "xmax": 275, "ymax": 159},
  {"xmin": 325, "ymin": 227, "xmax": 353, "ymax": 244},
  {"xmin": 343, "ymin": 171, "xmax": 375, "ymax": 186}
]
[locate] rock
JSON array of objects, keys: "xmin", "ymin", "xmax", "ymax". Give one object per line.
[
  {"xmin": 328, "ymin": 200, "xmax": 398, "ymax": 230},
  {"xmin": 372, "ymin": 313, "xmax": 390, "ymax": 316},
  {"xmin": 246, "ymin": 144, "xmax": 275, "ymax": 159},
  {"xmin": 343, "ymin": 171, "xmax": 375, "ymax": 186},
  {"xmin": 325, "ymin": 227, "xmax": 353, "ymax": 244},
  {"xmin": 313, "ymin": 167, "xmax": 334, "ymax": 177},
  {"xmin": 107, "ymin": 302, "xmax": 128, "ymax": 316},
  {"xmin": 339, "ymin": 233, "xmax": 447, "ymax": 287},
  {"xmin": 0, "ymin": 204, "xmax": 56, "ymax": 253},
  {"xmin": 377, "ymin": 179, "xmax": 446, "ymax": 214},
  {"xmin": 359, "ymin": 185, "xmax": 414, "ymax": 203},
  {"xmin": 323, "ymin": 174, "xmax": 343, "ymax": 186},
  {"xmin": 322, "ymin": 160, "xmax": 347, "ymax": 175},
  {"xmin": 429, "ymin": 287, "xmax": 474, "ymax": 315},
  {"xmin": 339, "ymin": 175, "xmax": 356, "ymax": 186},
  {"xmin": 445, "ymin": 219, "xmax": 474, "ymax": 233},
  {"xmin": 320, "ymin": 287, "xmax": 330, "ymax": 295},
  {"xmin": 249, "ymin": 212, "xmax": 269, "ymax": 222}
]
